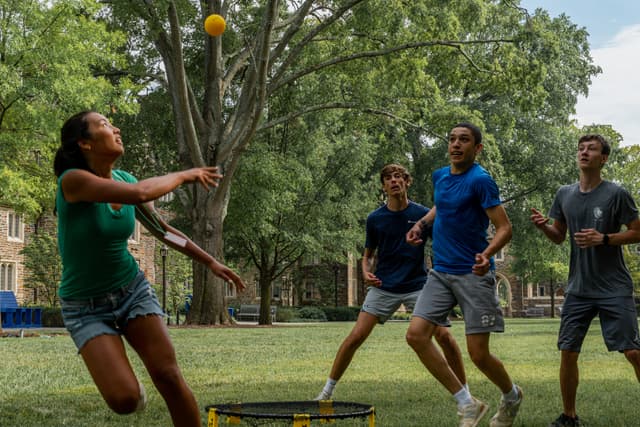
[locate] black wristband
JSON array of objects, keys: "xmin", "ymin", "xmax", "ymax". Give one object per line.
[{"xmin": 603, "ymin": 234, "xmax": 609, "ymax": 245}]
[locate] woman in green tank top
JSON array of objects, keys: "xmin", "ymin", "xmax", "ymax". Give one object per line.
[{"xmin": 54, "ymin": 111, "xmax": 246, "ymax": 427}]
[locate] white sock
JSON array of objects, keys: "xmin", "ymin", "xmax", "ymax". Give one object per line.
[
  {"xmin": 321, "ymin": 378, "xmax": 337, "ymax": 397},
  {"xmin": 504, "ymin": 384, "xmax": 519, "ymax": 402},
  {"xmin": 464, "ymin": 383, "xmax": 470, "ymax": 393},
  {"xmin": 454, "ymin": 387, "xmax": 473, "ymax": 408}
]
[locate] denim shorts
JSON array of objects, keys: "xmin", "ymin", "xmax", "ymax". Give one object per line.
[
  {"xmin": 360, "ymin": 286, "xmax": 423, "ymax": 324},
  {"xmin": 60, "ymin": 270, "xmax": 164, "ymax": 351},
  {"xmin": 413, "ymin": 269, "xmax": 504, "ymax": 335}
]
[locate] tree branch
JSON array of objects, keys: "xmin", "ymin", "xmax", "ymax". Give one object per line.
[
  {"xmin": 257, "ymin": 101, "xmax": 448, "ymax": 143},
  {"xmin": 271, "ymin": 38, "xmax": 513, "ymax": 94}
]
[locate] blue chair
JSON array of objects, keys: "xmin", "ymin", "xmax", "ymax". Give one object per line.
[
  {"xmin": 0, "ymin": 291, "xmax": 43, "ymax": 328},
  {"xmin": 0, "ymin": 291, "xmax": 20, "ymax": 328}
]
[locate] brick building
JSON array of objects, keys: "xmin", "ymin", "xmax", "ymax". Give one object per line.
[{"xmin": 0, "ymin": 205, "xmax": 157, "ymax": 304}]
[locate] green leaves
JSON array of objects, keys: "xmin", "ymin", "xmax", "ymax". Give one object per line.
[{"xmin": 0, "ymin": 0, "xmax": 140, "ymax": 217}]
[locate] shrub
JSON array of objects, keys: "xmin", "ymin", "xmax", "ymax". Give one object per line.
[
  {"xmin": 390, "ymin": 311, "xmax": 411, "ymax": 321},
  {"xmin": 41, "ymin": 307, "xmax": 64, "ymax": 327},
  {"xmin": 296, "ymin": 306, "xmax": 327, "ymax": 321},
  {"xmin": 275, "ymin": 306, "xmax": 298, "ymax": 322},
  {"xmin": 321, "ymin": 306, "xmax": 360, "ymax": 321}
]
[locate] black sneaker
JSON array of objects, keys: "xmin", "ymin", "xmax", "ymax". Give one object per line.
[{"xmin": 548, "ymin": 413, "xmax": 584, "ymax": 427}]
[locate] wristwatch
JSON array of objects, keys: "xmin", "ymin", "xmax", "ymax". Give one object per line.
[{"xmin": 603, "ymin": 234, "xmax": 609, "ymax": 245}]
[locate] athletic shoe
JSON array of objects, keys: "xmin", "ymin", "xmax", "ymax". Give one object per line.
[
  {"xmin": 459, "ymin": 397, "xmax": 489, "ymax": 427},
  {"xmin": 314, "ymin": 390, "xmax": 332, "ymax": 401},
  {"xmin": 548, "ymin": 413, "xmax": 584, "ymax": 427},
  {"xmin": 490, "ymin": 385, "xmax": 523, "ymax": 427}
]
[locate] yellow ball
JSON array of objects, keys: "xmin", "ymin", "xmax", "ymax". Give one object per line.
[{"xmin": 204, "ymin": 14, "xmax": 226, "ymax": 37}]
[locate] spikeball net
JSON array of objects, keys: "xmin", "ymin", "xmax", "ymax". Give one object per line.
[{"xmin": 205, "ymin": 400, "xmax": 375, "ymax": 427}]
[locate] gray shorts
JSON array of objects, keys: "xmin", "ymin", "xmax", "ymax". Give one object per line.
[
  {"xmin": 558, "ymin": 293, "xmax": 640, "ymax": 352},
  {"xmin": 413, "ymin": 270, "xmax": 504, "ymax": 334},
  {"xmin": 361, "ymin": 286, "xmax": 422, "ymax": 324},
  {"xmin": 60, "ymin": 270, "xmax": 164, "ymax": 351}
]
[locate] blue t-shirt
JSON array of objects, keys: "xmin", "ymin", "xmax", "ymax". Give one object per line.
[
  {"xmin": 432, "ymin": 163, "xmax": 502, "ymax": 274},
  {"xmin": 365, "ymin": 201, "xmax": 430, "ymax": 293}
]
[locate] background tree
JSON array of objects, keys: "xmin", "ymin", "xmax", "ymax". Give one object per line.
[
  {"xmin": 0, "ymin": 0, "xmax": 139, "ymax": 217},
  {"xmin": 225, "ymin": 106, "xmax": 376, "ymax": 323},
  {"xmin": 19, "ymin": 230, "xmax": 61, "ymax": 306},
  {"xmin": 608, "ymin": 143, "xmax": 640, "ymax": 291},
  {"xmin": 103, "ymin": 0, "xmax": 602, "ymax": 324}
]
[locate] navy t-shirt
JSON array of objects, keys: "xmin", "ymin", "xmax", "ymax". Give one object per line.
[{"xmin": 364, "ymin": 201, "xmax": 430, "ymax": 293}]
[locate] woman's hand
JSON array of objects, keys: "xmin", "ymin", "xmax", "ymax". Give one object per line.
[
  {"xmin": 208, "ymin": 259, "xmax": 246, "ymax": 292},
  {"xmin": 181, "ymin": 167, "xmax": 223, "ymax": 191}
]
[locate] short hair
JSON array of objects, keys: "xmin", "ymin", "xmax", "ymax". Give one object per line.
[
  {"xmin": 380, "ymin": 163, "xmax": 412, "ymax": 185},
  {"xmin": 452, "ymin": 122, "xmax": 482, "ymax": 145},
  {"xmin": 578, "ymin": 134, "xmax": 610, "ymax": 156}
]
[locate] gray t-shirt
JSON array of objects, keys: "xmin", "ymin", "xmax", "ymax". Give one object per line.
[{"xmin": 549, "ymin": 180, "xmax": 638, "ymax": 298}]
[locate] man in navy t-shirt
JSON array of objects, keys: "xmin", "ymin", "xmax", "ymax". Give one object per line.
[{"xmin": 315, "ymin": 164, "xmax": 467, "ymax": 401}]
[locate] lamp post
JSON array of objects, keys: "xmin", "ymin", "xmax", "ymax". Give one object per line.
[{"xmin": 161, "ymin": 244, "xmax": 169, "ymax": 324}]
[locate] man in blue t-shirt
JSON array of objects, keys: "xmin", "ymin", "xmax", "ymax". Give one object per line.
[
  {"xmin": 406, "ymin": 123, "xmax": 522, "ymax": 427},
  {"xmin": 531, "ymin": 134, "xmax": 640, "ymax": 427},
  {"xmin": 314, "ymin": 164, "xmax": 467, "ymax": 401}
]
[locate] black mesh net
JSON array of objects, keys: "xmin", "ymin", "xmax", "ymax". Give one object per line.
[{"xmin": 205, "ymin": 401, "xmax": 375, "ymax": 426}]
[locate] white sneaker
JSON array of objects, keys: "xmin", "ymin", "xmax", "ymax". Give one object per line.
[
  {"xmin": 459, "ymin": 397, "xmax": 489, "ymax": 427},
  {"xmin": 314, "ymin": 390, "xmax": 332, "ymax": 401},
  {"xmin": 490, "ymin": 386, "xmax": 523, "ymax": 427}
]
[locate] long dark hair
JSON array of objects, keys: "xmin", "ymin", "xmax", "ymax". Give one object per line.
[{"xmin": 53, "ymin": 111, "xmax": 94, "ymax": 177}]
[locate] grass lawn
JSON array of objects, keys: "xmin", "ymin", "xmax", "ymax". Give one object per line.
[{"xmin": 0, "ymin": 318, "xmax": 637, "ymax": 426}]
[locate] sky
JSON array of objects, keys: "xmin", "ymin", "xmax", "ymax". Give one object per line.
[{"xmin": 519, "ymin": 1, "xmax": 640, "ymax": 146}]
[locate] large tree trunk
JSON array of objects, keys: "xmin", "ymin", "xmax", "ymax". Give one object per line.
[
  {"xmin": 258, "ymin": 272, "xmax": 273, "ymax": 325},
  {"xmin": 187, "ymin": 187, "xmax": 231, "ymax": 324}
]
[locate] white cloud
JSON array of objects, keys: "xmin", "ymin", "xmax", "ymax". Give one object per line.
[{"xmin": 575, "ymin": 24, "xmax": 640, "ymax": 146}]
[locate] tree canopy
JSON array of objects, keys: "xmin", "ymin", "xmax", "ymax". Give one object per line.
[{"xmin": 0, "ymin": 0, "xmax": 139, "ymax": 216}]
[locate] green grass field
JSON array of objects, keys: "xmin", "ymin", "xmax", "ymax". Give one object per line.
[{"xmin": 0, "ymin": 318, "xmax": 637, "ymax": 426}]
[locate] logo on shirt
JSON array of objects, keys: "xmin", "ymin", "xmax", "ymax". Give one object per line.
[{"xmin": 593, "ymin": 206, "xmax": 603, "ymax": 221}]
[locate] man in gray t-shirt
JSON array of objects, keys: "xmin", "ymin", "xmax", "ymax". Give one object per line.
[{"xmin": 531, "ymin": 134, "xmax": 640, "ymax": 427}]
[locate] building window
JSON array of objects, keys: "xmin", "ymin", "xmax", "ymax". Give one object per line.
[
  {"xmin": 7, "ymin": 212, "xmax": 24, "ymax": 241},
  {"xmin": 224, "ymin": 282, "xmax": 235, "ymax": 298},
  {"xmin": 272, "ymin": 284, "xmax": 281, "ymax": 300},
  {"xmin": 537, "ymin": 284, "xmax": 546, "ymax": 297},
  {"xmin": 158, "ymin": 192, "xmax": 174, "ymax": 203},
  {"xmin": 494, "ymin": 248, "xmax": 504, "ymax": 262},
  {"xmin": 0, "ymin": 262, "xmax": 17, "ymax": 292},
  {"xmin": 128, "ymin": 221, "xmax": 141, "ymax": 244},
  {"xmin": 305, "ymin": 283, "xmax": 314, "ymax": 299}
]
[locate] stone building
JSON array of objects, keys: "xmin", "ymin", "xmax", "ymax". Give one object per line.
[{"xmin": 0, "ymin": 205, "xmax": 156, "ymax": 304}]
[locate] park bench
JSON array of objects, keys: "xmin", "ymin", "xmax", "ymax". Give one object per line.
[
  {"xmin": 0, "ymin": 291, "xmax": 43, "ymax": 328},
  {"xmin": 236, "ymin": 304, "xmax": 277, "ymax": 322},
  {"xmin": 523, "ymin": 306, "xmax": 545, "ymax": 318}
]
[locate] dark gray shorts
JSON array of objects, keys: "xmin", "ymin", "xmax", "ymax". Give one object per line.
[
  {"xmin": 412, "ymin": 269, "xmax": 504, "ymax": 334},
  {"xmin": 361, "ymin": 286, "xmax": 422, "ymax": 324},
  {"xmin": 60, "ymin": 270, "xmax": 164, "ymax": 351},
  {"xmin": 558, "ymin": 293, "xmax": 640, "ymax": 352}
]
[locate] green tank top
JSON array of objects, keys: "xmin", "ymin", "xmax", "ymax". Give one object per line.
[{"xmin": 56, "ymin": 169, "xmax": 139, "ymax": 299}]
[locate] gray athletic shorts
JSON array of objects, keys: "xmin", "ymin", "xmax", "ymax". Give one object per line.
[
  {"xmin": 558, "ymin": 293, "xmax": 640, "ymax": 352},
  {"xmin": 361, "ymin": 286, "xmax": 422, "ymax": 324},
  {"xmin": 413, "ymin": 269, "xmax": 504, "ymax": 334}
]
